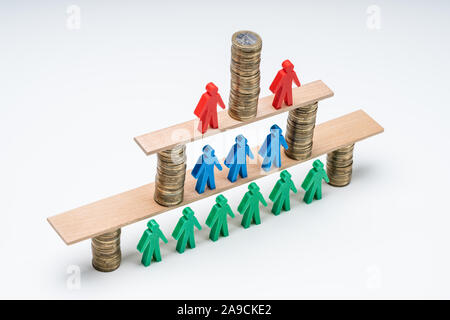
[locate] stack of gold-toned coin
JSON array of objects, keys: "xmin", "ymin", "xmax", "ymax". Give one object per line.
[
  {"xmin": 326, "ymin": 144, "xmax": 354, "ymax": 187},
  {"xmin": 91, "ymin": 229, "xmax": 121, "ymax": 272},
  {"xmin": 285, "ymin": 102, "xmax": 318, "ymax": 160},
  {"xmin": 154, "ymin": 144, "xmax": 186, "ymax": 207},
  {"xmin": 228, "ymin": 30, "xmax": 262, "ymax": 121}
]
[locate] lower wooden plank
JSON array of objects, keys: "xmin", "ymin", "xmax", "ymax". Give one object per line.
[{"xmin": 48, "ymin": 109, "xmax": 384, "ymax": 245}]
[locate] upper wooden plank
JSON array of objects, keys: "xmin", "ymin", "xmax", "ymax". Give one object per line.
[
  {"xmin": 48, "ymin": 109, "xmax": 383, "ymax": 245},
  {"xmin": 134, "ymin": 80, "xmax": 334, "ymax": 155}
]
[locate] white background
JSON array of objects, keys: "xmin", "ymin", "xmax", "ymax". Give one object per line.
[{"xmin": 0, "ymin": 0, "xmax": 449, "ymax": 299}]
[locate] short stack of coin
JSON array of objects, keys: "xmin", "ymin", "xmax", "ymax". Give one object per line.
[
  {"xmin": 228, "ymin": 30, "xmax": 262, "ymax": 121},
  {"xmin": 284, "ymin": 102, "xmax": 318, "ymax": 160},
  {"xmin": 154, "ymin": 144, "xmax": 187, "ymax": 207},
  {"xmin": 326, "ymin": 144, "xmax": 354, "ymax": 187},
  {"xmin": 91, "ymin": 229, "xmax": 121, "ymax": 272}
]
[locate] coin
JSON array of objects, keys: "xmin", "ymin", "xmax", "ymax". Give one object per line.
[
  {"xmin": 326, "ymin": 144, "xmax": 354, "ymax": 187},
  {"xmin": 154, "ymin": 144, "xmax": 187, "ymax": 206},
  {"xmin": 228, "ymin": 30, "xmax": 262, "ymax": 121},
  {"xmin": 92, "ymin": 229, "xmax": 121, "ymax": 272},
  {"xmin": 285, "ymin": 102, "xmax": 318, "ymax": 160}
]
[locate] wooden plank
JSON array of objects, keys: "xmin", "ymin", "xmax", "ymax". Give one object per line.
[
  {"xmin": 48, "ymin": 109, "xmax": 383, "ymax": 245},
  {"xmin": 134, "ymin": 80, "xmax": 334, "ymax": 155}
]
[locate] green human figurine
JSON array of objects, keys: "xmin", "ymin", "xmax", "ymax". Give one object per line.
[
  {"xmin": 269, "ymin": 170, "xmax": 297, "ymax": 215},
  {"xmin": 137, "ymin": 219, "xmax": 168, "ymax": 267},
  {"xmin": 301, "ymin": 159, "xmax": 329, "ymax": 204},
  {"xmin": 205, "ymin": 194, "xmax": 235, "ymax": 241},
  {"xmin": 237, "ymin": 182, "xmax": 268, "ymax": 228},
  {"xmin": 172, "ymin": 207, "xmax": 202, "ymax": 253}
]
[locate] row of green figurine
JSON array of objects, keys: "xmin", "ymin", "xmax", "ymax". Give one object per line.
[{"xmin": 137, "ymin": 159, "xmax": 329, "ymax": 267}]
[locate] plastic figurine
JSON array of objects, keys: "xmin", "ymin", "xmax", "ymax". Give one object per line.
[
  {"xmin": 137, "ymin": 219, "xmax": 168, "ymax": 267},
  {"xmin": 172, "ymin": 207, "xmax": 202, "ymax": 254},
  {"xmin": 237, "ymin": 182, "xmax": 267, "ymax": 228},
  {"xmin": 301, "ymin": 159, "xmax": 330, "ymax": 204},
  {"xmin": 258, "ymin": 124, "xmax": 289, "ymax": 172},
  {"xmin": 205, "ymin": 195, "xmax": 235, "ymax": 241},
  {"xmin": 269, "ymin": 59, "xmax": 301, "ymax": 110},
  {"xmin": 269, "ymin": 170, "xmax": 297, "ymax": 215},
  {"xmin": 191, "ymin": 145, "xmax": 223, "ymax": 194},
  {"xmin": 224, "ymin": 134, "xmax": 254, "ymax": 183},
  {"xmin": 194, "ymin": 82, "xmax": 226, "ymax": 134}
]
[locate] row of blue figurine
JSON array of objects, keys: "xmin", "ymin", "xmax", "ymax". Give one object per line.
[{"xmin": 192, "ymin": 124, "xmax": 288, "ymax": 194}]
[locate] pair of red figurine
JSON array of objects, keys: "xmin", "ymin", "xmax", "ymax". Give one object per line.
[{"xmin": 194, "ymin": 60, "xmax": 301, "ymax": 134}]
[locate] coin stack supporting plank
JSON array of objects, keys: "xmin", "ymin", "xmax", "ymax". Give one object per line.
[
  {"xmin": 154, "ymin": 144, "xmax": 187, "ymax": 207},
  {"xmin": 91, "ymin": 229, "xmax": 121, "ymax": 272},
  {"xmin": 284, "ymin": 102, "xmax": 318, "ymax": 160},
  {"xmin": 228, "ymin": 30, "xmax": 262, "ymax": 121},
  {"xmin": 326, "ymin": 144, "xmax": 355, "ymax": 187}
]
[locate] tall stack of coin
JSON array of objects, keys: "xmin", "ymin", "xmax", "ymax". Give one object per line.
[
  {"xmin": 284, "ymin": 102, "xmax": 318, "ymax": 160},
  {"xmin": 91, "ymin": 229, "xmax": 121, "ymax": 272},
  {"xmin": 228, "ymin": 30, "xmax": 262, "ymax": 121},
  {"xmin": 154, "ymin": 144, "xmax": 187, "ymax": 207},
  {"xmin": 326, "ymin": 144, "xmax": 354, "ymax": 187}
]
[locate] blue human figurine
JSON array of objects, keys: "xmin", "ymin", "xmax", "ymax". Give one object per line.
[
  {"xmin": 137, "ymin": 219, "xmax": 168, "ymax": 267},
  {"xmin": 172, "ymin": 207, "xmax": 202, "ymax": 254},
  {"xmin": 191, "ymin": 145, "xmax": 223, "ymax": 194},
  {"xmin": 224, "ymin": 134, "xmax": 254, "ymax": 183},
  {"xmin": 258, "ymin": 124, "xmax": 289, "ymax": 172},
  {"xmin": 301, "ymin": 159, "xmax": 330, "ymax": 204},
  {"xmin": 205, "ymin": 194, "xmax": 235, "ymax": 241}
]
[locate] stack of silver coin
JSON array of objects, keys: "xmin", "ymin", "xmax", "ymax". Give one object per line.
[
  {"xmin": 285, "ymin": 102, "xmax": 318, "ymax": 160},
  {"xmin": 326, "ymin": 144, "xmax": 354, "ymax": 187},
  {"xmin": 91, "ymin": 229, "xmax": 121, "ymax": 272},
  {"xmin": 154, "ymin": 144, "xmax": 187, "ymax": 207},
  {"xmin": 228, "ymin": 30, "xmax": 262, "ymax": 121}
]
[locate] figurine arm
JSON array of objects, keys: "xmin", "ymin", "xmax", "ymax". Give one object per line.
[
  {"xmin": 194, "ymin": 94, "xmax": 209, "ymax": 118},
  {"xmin": 172, "ymin": 219, "xmax": 185, "ymax": 240},
  {"xmin": 269, "ymin": 181, "xmax": 282, "ymax": 201},
  {"xmin": 158, "ymin": 229, "xmax": 168, "ymax": 244},
  {"xmin": 246, "ymin": 145, "xmax": 254, "ymax": 159},
  {"xmin": 301, "ymin": 171, "xmax": 314, "ymax": 191},
  {"xmin": 258, "ymin": 192, "xmax": 268, "ymax": 207},
  {"xmin": 217, "ymin": 93, "xmax": 226, "ymax": 109},
  {"xmin": 237, "ymin": 193, "xmax": 251, "ymax": 214},
  {"xmin": 269, "ymin": 71, "xmax": 284, "ymax": 93},
  {"xmin": 289, "ymin": 180, "xmax": 298, "ymax": 193},
  {"xmin": 206, "ymin": 207, "xmax": 218, "ymax": 227},
  {"xmin": 224, "ymin": 145, "xmax": 236, "ymax": 167},
  {"xmin": 191, "ymin": 156, "xmax": 204, "ymax": 178},
  {"xmin": 292, "ymin": 71, "xmax": 301, "ymax": 87},
  {"xmin": 279, "ymin": 135, "xmax": 289, "ymax": 150},
  {"xmin": 258, "ymin": 138, "xmax": 268, "ymax": 157},
  {"xmin": 193, "ymin": 216, "xmax": 202, "ymax": 230},
  {"xmin": 322, "ymin": 170, "xmax": 330, "ymax": 183},
  {"xmin": 226, "ymin": 204, "xmax": 235, "ymax": 218},
  {"xmin": 214, "ymin": 157, "xmax": 223, "ymax": 171},
  {"xmin": 137, "ymin": 229, "xmax": 151, "ymax": 252}
]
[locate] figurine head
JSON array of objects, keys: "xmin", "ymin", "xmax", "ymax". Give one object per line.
[
  {"xmin": 280, "ymin": 170, "xmax": 292, "ymax": 182},
  {"xmin": 270, "ymin": 124, "xmax": 282, "ymax": 137},
  {"xmin": 215, "ymin": 194, "xmax": 228, "ymax": 206},
  {"xmin": 182, "ymin": 207, "xmax": 195, "ymax": 219},
  {"xmin": 282, "ymin": 59, "xmax": 294, "ymax": 72},
  {"xmin": 235, "ymin": 134, "xmax": 247, "ymax": 147},
  {"xmin": 147, "ymin": 219, "xmax": 160, "ymax": 232},
  {"xmin": 206, "ymin": 82, "xmax": 218, "ymax": 95},
  {"xmin": 248, "ymin": 182, "xmax": 260, "ymax": 194},
  {"xmin": 202, "ymin": 144, "xmax": 215, "ymax": 157},
  {"xmin": 312, "ymin": 159, "xmax": 324, "ymax": 170}
]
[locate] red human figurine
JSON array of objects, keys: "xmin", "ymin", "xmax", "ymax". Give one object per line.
[
  {"xmin": 269, "ymin": 60, "xmax": 301, "ymax": 110},
  {"xmin": 194, "ymin": 82, "xmax": 226, "ymax": 134}
]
